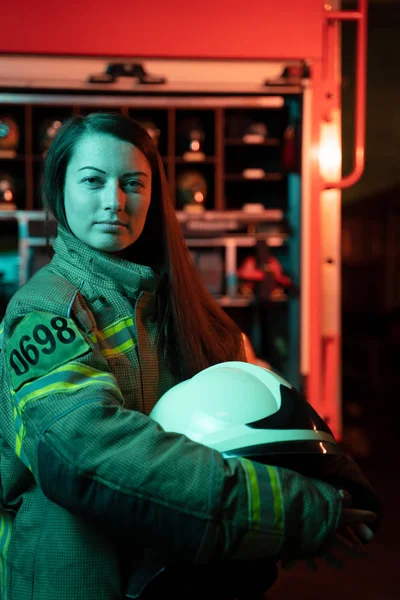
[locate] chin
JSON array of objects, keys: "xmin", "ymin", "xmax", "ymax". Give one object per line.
[{"xmin": 90, "ymin": 233, "xmax": 134, "ymax": 253}]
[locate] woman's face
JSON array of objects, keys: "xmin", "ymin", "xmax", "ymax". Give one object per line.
[{"xmin": 64, "ymin": 133, "xmax": 152, "ymax": 252}]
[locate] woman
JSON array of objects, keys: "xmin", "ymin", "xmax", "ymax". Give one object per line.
[{"xmin": 0, "ymin": 113, "xmax": 376, "ymax": 600}]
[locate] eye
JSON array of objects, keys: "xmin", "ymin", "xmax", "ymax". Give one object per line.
[
  {"xmin": 83, "ymin": 176, "xmax": 102, "ymax": 185},
  {"xmin": 125, "ymin": 180, "xmax": 144, "ymax": 191},
  {"xmin": 81, "ymin": 177, "xmax": 143, "ymax": 190}
]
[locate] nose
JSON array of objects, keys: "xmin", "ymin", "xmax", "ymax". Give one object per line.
[{"xmin": 102, "ymin": 181, "xmax": 126, "ymax": 212}]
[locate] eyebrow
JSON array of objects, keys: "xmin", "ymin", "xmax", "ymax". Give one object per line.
[{"xmin": 77, "ymin": 166, "xmax": 149, "ymax": 177}]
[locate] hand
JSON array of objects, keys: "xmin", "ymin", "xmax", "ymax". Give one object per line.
[
  {"xmin": 281, "ymin": 489, "xmax": 377, "ymax": 573},
  {"xmin": 337, "ymin": 488, "xmax": 376, "ymax": 550}
]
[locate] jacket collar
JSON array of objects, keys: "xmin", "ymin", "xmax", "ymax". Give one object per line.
[{"xmin": 52, "ymin": 226, "xmax": 160, "ymax": 297}]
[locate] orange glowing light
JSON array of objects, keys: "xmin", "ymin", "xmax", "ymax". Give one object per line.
[
  {"xmin": 194, "ymin": 191, "xmax": 204, "ymax": 203},
  {"xmin": 319, "ymin": 119, "xmax": 341, "ymax": 181}
]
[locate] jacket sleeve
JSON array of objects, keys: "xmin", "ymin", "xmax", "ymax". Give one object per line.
[{"xmin": 4, "ymin": 309, "xmax": 342, "ymax": 563}]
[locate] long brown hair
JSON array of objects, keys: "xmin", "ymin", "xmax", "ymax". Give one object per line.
[{"xmin": 41, "ymin": 111, "xmax": 245, "ymax": 380}]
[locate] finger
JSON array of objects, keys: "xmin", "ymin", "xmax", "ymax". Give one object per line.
[
  {"xmin": 352, "ymin": 523, "xmax": 375, "ymax": 544},
  {"xmin": 340, "ymin": 509, "xmax": 377, "ymax": 525},
  {"xmin": 334, "ymin": 532, "xmax": 366, "ymax": 557},
  {"xmin": 346, "ymin": 523, "xmax": 365, "ymax": 551},
  {"xmin": 336, "ymin": 532, "xmax": 365, "ymax": 554},
  {"xmin": 335, "ymin": 532, "xmax": 354, "ymax": 550},
  {"xmin": 338, "ymin": 490, "xmax": 353, "ymax": 508},
  {"xmin": 344, "ymin": 526, "xmax": 367, "ymax": 552}
]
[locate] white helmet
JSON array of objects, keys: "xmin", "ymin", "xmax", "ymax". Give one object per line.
[
  {"xmin": 150, "ymin": 360, "xmax": 381, "ymax": 537},
  {"xmin": 150, "ymin": 361, "xmax": 342, "ymax": 461}
]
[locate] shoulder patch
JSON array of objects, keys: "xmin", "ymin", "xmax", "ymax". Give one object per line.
[{"xmin": 6, "ymin": 311, "xmax": 91, "ymax": 391}]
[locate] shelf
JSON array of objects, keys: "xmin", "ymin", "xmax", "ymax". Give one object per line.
[
  {"xmin": 0, "ymin": 154, "xmax": 26, "ymax": 161},
  {"xmin": 175, "ymin": 209, "xmax": 284, "ymax": 222},
  {"xmin": 30, "ymin": 154, "xmax": 172, "ymax": 162},
  {"xmin": 0, "ymin": 101, "xmax": 290, "ymax": 212},
  {"xmin": 185, "ymin": 234, "xmax": 287, "ymax": 247},
  {"xmin": 214, "ymin": 295, "xmax": 288, "ymax": 307},
  {"xmin": 225, "ymin": 138, "xmax": 280, "ymax": 146},
  {"xmin": 225, "ymin": 173, "xmax": 284, "ymax": 182},
  {"xmin": 0, "ymin": 209, "xmax": 20, "ymax": 219},
  {"xmin": 173, "ymin": 157, "xmax": 217, "ymax": 164},
  {"xmin": 215, "ymin": 296, "xmax": 255, "ymax": 307},
  {"xmin": 0, "ymin": 154, "xmax": 216, "ymax": 163},
  {"xmin": 0, "ymin": 210, "xmax": 47, "ymax": 220}
]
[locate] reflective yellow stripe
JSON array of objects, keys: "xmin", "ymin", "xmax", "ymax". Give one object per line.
[
  {"xmin": 14, "ymin": 362, "xmax": 123, "ymax": 410},
  {"xmin": 13, "ymin": 405, "xmax": 23, "ymax": 457},
  {"xmin": 100, "ymin": 317, "xmax": 134, "ymax": 339},
  {"xmin": 100, "ymin": 338, "xmax": 136, "ymax": 358},
  {"xmin": 15, "ymin": 433, "xmax": 22, "ymax": 458},
  {"xmin": 90, "ymin": 317, "xmax": 134, "ymax": 342},
  {"xmin": 234, "ymin": 459, "xmax": 284, "ymax": 560},
  {"xmin": 12, "ymin": 398, "xmax": 31, "ymax": 469},
  {"xmin": 15, "ymin": 359, "xmax": 119, "ymax": 393},
  {"xmin": 266, "ymin": 465, "xmax": 283, "ymax": 532},
  {"xmin": 13, "ymin": 406, "xmax": 23, "ymax": 439},
  {"xmin": 89, "ymin": 316, "xmax": 136, "ymax": 358},
  {"xmin": 241, "ymin": 459, "xmax": 284, "ymax": 534},
  {"xmin": 17, "ymin": 373, "xmax": 121, "ymax": 412},
  {"xmin": 243, "ymin": 458, "xmax": 261, "ymax": 528},
  {"xmin": 56, "ymin": 362, "xmax": 115, "ymax": 379}
]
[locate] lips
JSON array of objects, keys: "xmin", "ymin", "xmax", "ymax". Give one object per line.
[{"xmin": 96, "ymin": 221, "xmax": 127, "ymax": 227}]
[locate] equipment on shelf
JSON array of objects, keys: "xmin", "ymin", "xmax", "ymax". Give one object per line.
[
  {"xmin": 256, "ymin": 240, "xmax": 293, "ymax": 301},
  {"xmin": 177, "ymin": 117, "xmax": 206, "ymax": 162},
  {"xmin": 0, "ymin": 173, "xmax": 17, "ymax": 210},
  {"xmin": 176, "ymin": 170, "xmax": 207, "ymax": 211},
  {"xmin": 243, "ymin": 121, "xmax": 268, "ymax": 144},
  {"xmin": 191, "ymin": 250, "xmax": 224, "ymax": 296},
  {"xmin": 225, "ymin": 114, "xmax": 269, "ymax": 143},
  {"xmin": 0, "ymin": 116, "xmax": 20, "ymax": 158},
  {"xmin": 237, "ymin": 242, "xmax": 293, "ymax": 302},
  {"xmin": 237, "ymin": 256, "xmax": 266, "ymax": 297}
]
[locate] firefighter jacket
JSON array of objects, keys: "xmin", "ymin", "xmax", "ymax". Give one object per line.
[{"xmin": 0, "ymin": 225, "xmax": 343, "ymax": 600}]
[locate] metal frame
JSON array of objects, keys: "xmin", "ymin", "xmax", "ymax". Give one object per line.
[{"xmin": 324, "ymin": 0, "xmax": 367, "ymax": 189}]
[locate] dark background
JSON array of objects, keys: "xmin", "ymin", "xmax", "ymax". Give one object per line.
[{"xmin": 340, "ymin": 0, "xmax": 399, "ymax": 453}]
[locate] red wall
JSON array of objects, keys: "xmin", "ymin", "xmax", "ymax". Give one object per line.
[{"xmin": 2, "ymin": 0, "xmax": 325, "ymax": 60}]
